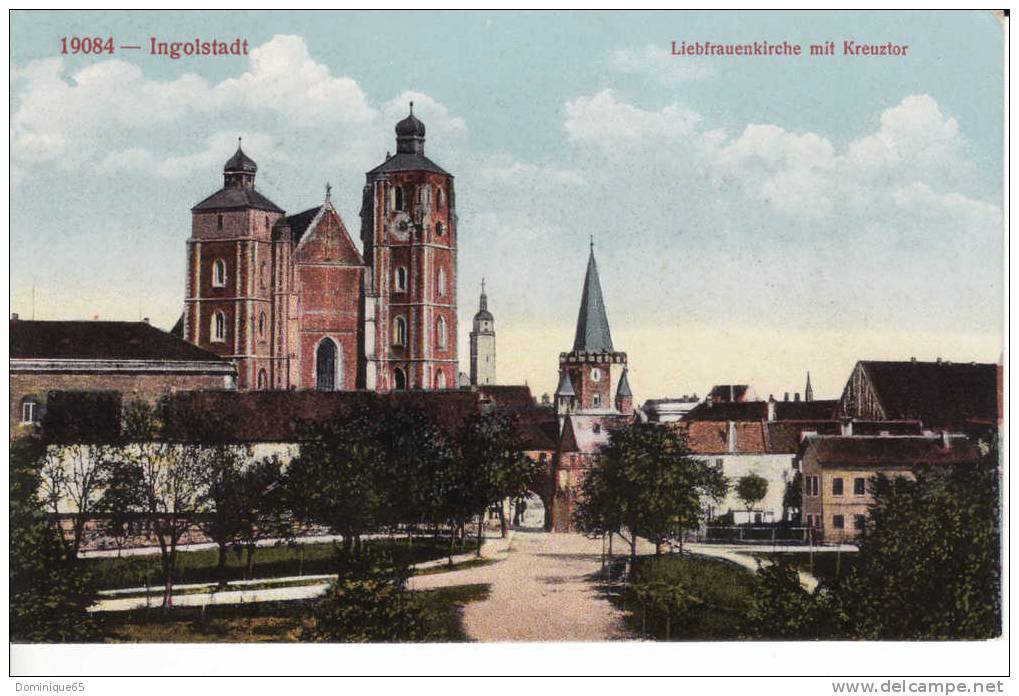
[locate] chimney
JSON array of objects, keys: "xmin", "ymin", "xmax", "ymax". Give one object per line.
[
  {"xmin": 784, "ymin": 392, "xmax": 789, "ymax": 402},
  {"xmin": 840, "ymin": 419, "xmax": 853, "ymax": 437},
  {"xmin": 910, "ymin": 356, "xmax": 917, "ymax": 363},
  {"xmin": 936, "ymin": 357, "xmax": 943, "ymax": 364},
  {"xmin": 727, "ymin": 421, "xmax": 737, "ymax": 454},
  {"xmin": 766, "ymin": 400, "xmax": 776, "ymax": 422},
  {"xmin": 10, "ymin": 313, "xmax": 18, "ymax": 321},
  {"xmin": 794, "ymin": 392, "xmax": 801, "ymax": 402},
  {"xmin": 143, "ymin": 317, "xmax": 150, "ymax": 324}
]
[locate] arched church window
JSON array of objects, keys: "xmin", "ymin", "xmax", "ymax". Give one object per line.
[
  {"xmin": 212, "ymin": 311, "xmax": 226, "ymax": 342},
  {"xmin": 434, "ymin": 371, "xmax": 447, "ymax": 389},
  {"xmin": 393, "ymin": 367, "xmax": 407, "ymax": 390},
  {"xmin": 436, "ymin": 316, "xmax": 448, "ymax": 350},
  {"xmin": 394, "ymin": 185, "xmax": 407, "ymax": 212},
  {"xmin": 436, "ymin": 187, "xmax": 445, "ymax": 210},
  {"xmin": 315, "ymin": 338, "xmax": 339, "ymax": 391},
  {"xmin": 213, "ymin": 259, "xmax": 227, "ymax": 287},
  {"xmin": 217, "ymin": 214, "xmax": 223, "ymax": 231},
  {"xmin": 260, "ymin": 261, "xmax": 269, "ymax": 289},
  {"xmin": 395, "ymin": 267, "xmax": 408, "ymax": 292},
  {"xmin": 393, "ymin": 316, "xmax": 407, "ymax": 346},
  {"xmin": 435, "ymin": 222, "xmax": 444, "ymax": 237},
  {"xmin": 258, "ymin": 311, "xmax": 267, "ymax": 337},
  {"xmin": 257, "ymin": 369, "xmax": 268, "ymax": 390},
  {"xmin": 20, "ymin": 396, "xmax": 40, "ymax": 425},
  {"xmin": 437, "ymin": 268, "xmax": 447, "ymax": 296}
]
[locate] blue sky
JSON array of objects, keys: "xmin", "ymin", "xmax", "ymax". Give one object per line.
[{"xmin": 9, "ymin": 10, "xmax": 1004, "ymax": 399}]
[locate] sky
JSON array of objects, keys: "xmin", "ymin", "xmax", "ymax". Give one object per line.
[{"xmin": 9, "ymin": 10, "xmax": 1005, "ymax": 401}]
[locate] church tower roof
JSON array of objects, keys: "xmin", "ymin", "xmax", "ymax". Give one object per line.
[
  {"xmin": 616, "ymin": 368, "xmax": 632, "ymax": 397},
  {"xmin": 224, "ymin": 140, "xmax": 258, "ymax": 174},
  {"xmin": 556, "ymin": 370, "xmax": 576, "ymax": 397},
  {"xmin": 571, "ymin": 242, "xmax": 614, "ymax": 353},
  {"xmin": 474, "ymin": 278, "xmax": 493, "ymax": 322},
  {"xmin": 805, "ymin": 371, "xmax": 814, "ymax": 402},
  {"xmin": 367, "ymin": 103, "xmax": 449, "ymax": 176}
]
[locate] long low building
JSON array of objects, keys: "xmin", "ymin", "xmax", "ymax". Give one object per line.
[{"xmin": 11, "ymin": 318, "xmax": 236, "ymax": 437}]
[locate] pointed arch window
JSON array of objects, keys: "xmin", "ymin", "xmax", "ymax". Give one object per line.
[
  {"xmin": 435, "ymin": 221, "xmax": 445, "ymax": 237},
  {"xmin": 258, "ymin": 311, "xmax": 267, "ymax": 337},
  {"xmin": 315, "ymin": 338, "xmax": 340, "ymax": 391},
  {"xmin": 395, "ymin": 266, "xmax": 408, "ymax": 292},
  {"xmin": 436, "ymin": 187, "xmax": 446, "ymax": 210},
  {"xmin": 212, "ymin": 311, "xmax": 227, "ymax": 342},
  {"xmin": 393, "ymin": 185, "xmax": 407, "ymax": 212},
  {"xmin": 434, "ymin": 371, "xmax": 447, "ymax": 389},
  {"xmin": 436, "ymin": 316, "xmax": 448, "ymax": 350},
  {"xmin": 393, "ymin": 316, "xmax": 407, "ymax": 346},
  {"xmin": 393, "ymin": 367, "xmax": 407, "ymax": 390},
  {"xmin": 437, "ymin": 268, "xmax": 447, "ymax": 297},
  {"xmin": 257, "ymin": 369, "xmax": 268, "ymax": 390},
  {"xmin": 213, "ymin": 259, "xmax": 227, "ymax": 287}
]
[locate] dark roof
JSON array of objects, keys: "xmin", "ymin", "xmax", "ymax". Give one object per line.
[
  {"xmin": 572, "ymin": 249, "xmax": 614, "ymax": 352},
  {"xmin": 515, "ymin": 407, "xmax": 560, "ymax": 451},
  {"xmin": 805, "ymin": 435, "xmax": 981, "ymax": 467},
  {"xmin": 478, "ymin": 385, "xmax": 535, "ymax": 410},
  {"xmin": 616, "ymin": 369, "xmax": 632, "ymax": 397},
  {"xmin": 859, "ymin": 360, "xmax": 1000, "ymax": 428},
  {"xmin": 765, "ymin": 421, "xmax": 841, "ymax": 453},
  {"xmin": 10, "ymin": 320, "xmax": 229, "ymax": 362},
  {"xmin": 224, "ymin": 145, "xmax": 257, "ymax": 173},
  {"xmin": 684, "ymin": 400, "xmax": 768, "ymax": 421},
  {"xmin": 192, "ymin": 186, "xmax": 284, "ymax": 213},
  {"xmin": 555, "ymin": 371, "xmax": 575, "ymax": 396},
  {"xmin": 395, "ymin": 110, "xmax": 426, "ymax": 138},
  {"xmin": 774, "ymin": 399, "xmax": 838, "ymax": 420},
  {"xmin": 170, "ymin": 313, "xmax": 184, "ymax": 338},
  {"xmin": 707, "ymin": 384, "xmax": 749, "ymax": 402},
  {"xmin": 160, "ymin": 390, "xmax": 482, "ymax": 442},
  {"xmin": 285, "ymin": 206, "xmax": 321, "ymax": 244},
  {"xmin": 367, "ymin": 151, "xmax": 450, "ymax": 176}
]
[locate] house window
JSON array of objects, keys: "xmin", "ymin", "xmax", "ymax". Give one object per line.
[
  {"xmin": 213, "ymin": 259, "xmax": 227, "ymax": 287},
  {"xmin": 854, "ymin": 514, "xmax": 867, "ymax": 531},
  {"xmin": 257, "ymin": 369, "xmax": 268, "ymax": 390},
  {"xmin": 395, "ymin": 267, "xmax": 408, "ymax": 292},
  {"xmin": 393, "ymin": 367, "xmax": 407, "ymax": 390},
  {"xmin": 437, "ymin": 268, "xmax": 447, "ymax": 296},
  {"xmin": 593, "ymin": 394, "xmax": 602, "ymax": 408},
  {"xmin": 832, "ymin": 478, "xmax": 844, "ymax": 496},
  {"xmin": 806, "ymin": 475, "xmax": 820, "ymax": 497},
  {"xmin": 853, "ymin": 477, "xmax": 866, "ymax": 495},
  {"xmin": 436, "ymin": 316, "xmax": 447, "ymax": 350},
  {"xmin": 435, "ymin": 221, "xmax": 444, "ymax": 237},
  {"xmin": 832, "ymin": 515, "xmax": 845, "ymax": 530},
  {"xmin": 212, "ymin": 311, "xmax": 227, "ymax": 342},
  {"xmin": 393, "ymin": 316, "xmax": 407, "ymax": 346},
  {"xmin": 217, "ymin": 214, "xmax": 223, "ymax": 231},
  {"xmin": 20, "ymin": 396, "xmax": 40, "ymax": 425}
]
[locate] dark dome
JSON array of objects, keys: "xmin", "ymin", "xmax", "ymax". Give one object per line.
[
  {"xmin": 395, "ymin": 103, "xmax": 426, "ymax": 139},
  {"xmin": 474, "ymin": 309, "xmax": 494, "ymax": 322},
  {"xmin": 224, "ymin": 143, "xmax": 257, "ymax": 173}
]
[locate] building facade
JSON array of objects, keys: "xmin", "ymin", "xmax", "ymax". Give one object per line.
[{"xmin": 183, "ymin": 105, "xmax": 458, "ymax": 392}]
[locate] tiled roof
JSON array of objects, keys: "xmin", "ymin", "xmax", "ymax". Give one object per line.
[
  {"xmin": 672, "ymin": 420, "xmax": 769, "ymax": 455},
  {"xmin": 192, "ymin": 187, "xmax": 284, "ymax": 213},
  {"xmin": 10, "ymin": 320, "xmax": 228, "ymax": 363},
  {"xmin": 805, "ymin": 435, "xmax": 981, "ymax": 467},
  {"xmin": 367, "ymin": 152, "xmax": 450, "ymax": 176},
  {"xmin": 857, "ymin": 360, "xmax": 1000, "ymax": 428},
  {"xmin": 683, "ymin": 400, "xmax": 768, "ymax": 421},
  {"xmin": 478, "ymin": 385, "xmax": 535, "ymax": 410}
]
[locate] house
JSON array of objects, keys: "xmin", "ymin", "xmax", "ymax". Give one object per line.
[
  {"xmin": 798, "ymin": 433, "xmax": 982, "ymax": 544},
  {"xmin": 10, "ymin": 318, "xmax": 235, "ymax": 437}
]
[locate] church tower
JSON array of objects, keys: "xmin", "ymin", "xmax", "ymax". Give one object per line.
[
  {"xmin": 805, "ymin": 371, "xmax": 814, "ymax": 402},
  {"xmin": 557, "ymin": 242, "xmax": 627, "ymax": 413},
  {"xmin": 185, "ymin": 140, "xmax": 286, "ymax": 390},
  {"xmin": 469, "ymin": 279, "xmax": 496, "ymax": 386},
  {"xmin": 360, "ymin": 104, "xmax": 458, "ymax": 391}
]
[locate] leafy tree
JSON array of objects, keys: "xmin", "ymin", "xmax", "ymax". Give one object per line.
[
  {"xmin": 454, "ymin": 410, "xmax": 540, "ymax": 556},
  {"xmin": 831, "ymin": 441, "xmax": 1001, "ymax": 639},
  {"xmin": 574, "ymin": 424, "xmax": 728, "ymax": 558},
  {"xmin": 782, "ymin": 471, "xmax": 803, "ymax": 524},
  {"xmin": 101, "ymin": 401, "xmax": 208, "ymax": 608},
  {"xmin": 745, "ymin": 561, "xmax": 834, "ymax": 639},
  {"xmin": 10, "ymin": 436, "xmax": 100, "ymax": 642},
  {"xmin": 735, "ymin": 472, "xmax": 768, "ymax": 524},
  {"xmin": 306, "ymin": 547, "xmax": 433, "ymax": 642}
]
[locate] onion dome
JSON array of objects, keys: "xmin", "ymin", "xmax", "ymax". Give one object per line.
[
  {"xmin": 224, "ymin": 138, "xmax": 257, "ymax": 174},
  {"xmin": 395, "ymin": 102, "xmax": 426, "ymax": 138}
]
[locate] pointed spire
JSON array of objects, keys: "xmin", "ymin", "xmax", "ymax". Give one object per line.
[
  {"xmin": 805, "ymin": 371, "xmax": 814, "ymax": 402},
  {"xmin": 325, "ymin": 182, "xmax": 332, "ymax": 202},
  {"xmin": 479, "ymin": 277, "xmax": 488, "ymax": 312},
  {"xmin": 616, "ymin": 368, "xmax": 632, "ymax": 397},
  {"xmin": 556, "ymin": 370, "xmax": 575, "ymax": 397},
  {"xmin": 571, "ymin": 245, "xmax": 614, "ymax": 352}
]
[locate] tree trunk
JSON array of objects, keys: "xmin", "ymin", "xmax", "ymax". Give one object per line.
[
  {"xmin": 608, "ymin": 533, "xmax": 613, "ymax": 557},
  {"xmin": 476, "ymin": 514, "xmax": 484, "ymax": 558},
  {"xmin": 216, "ymin": 543, "xmax": 229, "ymax": 588},
  {"xmin": 499, "ymin": 504, "xmax": 508, "ymax": 538},
  {"xmin": 245, "ymin": 544, "xmax": 256, "ymax": 580}
]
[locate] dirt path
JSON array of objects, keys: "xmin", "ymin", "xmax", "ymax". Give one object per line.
[{"xmin": 408, "ymin": 531, "xmax": 642, "ymax": 642}]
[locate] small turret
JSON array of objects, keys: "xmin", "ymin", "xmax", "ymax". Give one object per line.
[
  {"xmin": 223, "ymin": 137, "xmax": 257, "ymax": 189},
  {"xmin": 615, "ymin": 368, "xmax": 633, "ymax": 413},
  {"xmin": 805, "ymin": 371, "xmax": 814, "ymax": 402}
]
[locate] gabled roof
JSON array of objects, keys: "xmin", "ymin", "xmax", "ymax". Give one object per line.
[
  {"xmin": 285, "ymin": 206, "xmax": 321, "ymax": 244},
  {"xmin": 10, "ymin": 320, "xmax": 228, "ymax": 362},
  {"xmin": 571, "ymin": 248, "xmax": 614, "ymax": 352},
  {"xmin": 478, "ymin": 385, "xmax": 535, "ymax": 410},
  {"xmin": 192, "ymin": 187, "xmax": 284, "ymax": 213},
  {"xmin": 367, "ymin": 152, "xmax": 450, "ymax": 176},
  {"xmin": 856, "ymin": 360, "xmax": 1000, "ymax": 428},
  {"xmin": 672, "ymin": 420, "xmax": 769, "ymax": 455},
  {"xmin": 560, "ymin": 414, "xmax": 627, "ymax": 454}
]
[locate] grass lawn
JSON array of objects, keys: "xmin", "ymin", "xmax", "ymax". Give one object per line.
[
  {"xmin": 608, "ymin": 553, "xmax": 757, "ymax": 641},
  {"xmin": 86, "ymin": 536, "xmax": 480, "ymax": 590},
  {"xmin": 101, "ymin": 584, "xmax": 491, "ymax": 643},
  {"xmin": 749, "ymin": 550, "xmax": 858, "ymax": 583}
]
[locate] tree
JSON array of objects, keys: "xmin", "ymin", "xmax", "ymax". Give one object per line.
[
  {"xmin": 38, "ymin": 441, "xmax": 114, "ymax": 561},
  {"xmin": 745, "ymin": 561, "xmax": 834, "ymax": 639},
  {"xmin": 831, "ymin": 441, "xmax": 1001, "ymax": 639},
  {"xmin": 575, "ymin": 424, "xmax": 728, "ymax": 558},
  {"xmin": 454, "ymin": 410, "xmax": 540, "ymax": 556},
  {"xmin": 735, "ymin": 473, "xmax": 768, "ymax": 525},
  {"xmin": 101, "ymin": 401, "xmax": 208, "ymax": 608},
  {"xmin": 782, "ymin": 471, "xmax": 803, "ymax": 524},
  {"xmin": 10, "ymin": 436, "xmax": 100, "ymax": 642}
]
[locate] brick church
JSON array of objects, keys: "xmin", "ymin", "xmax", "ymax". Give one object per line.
[{"xmin": 180, "ymin": 104, "xmax": 461, "ymax": 392}]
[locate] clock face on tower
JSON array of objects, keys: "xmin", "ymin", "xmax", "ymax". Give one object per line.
[
  {"xmin": 391, "ymin": 213, "xmax": 412, "ymax": 241},
  {"xmin": 590, "ymin": 367, "xmax": 602, "ymax": 382}
]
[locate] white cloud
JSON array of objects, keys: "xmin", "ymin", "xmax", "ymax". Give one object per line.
[
  {"xmin": 611, "ymin": 44, "xmax": 711, "ymax": 85},
  {"xmin": 847, "ymin": 94, "xmax": 961, "ymax": 169},
  {"xmin": 563, "ymin": 89, "xmax": 700, "ymax": 143}
]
